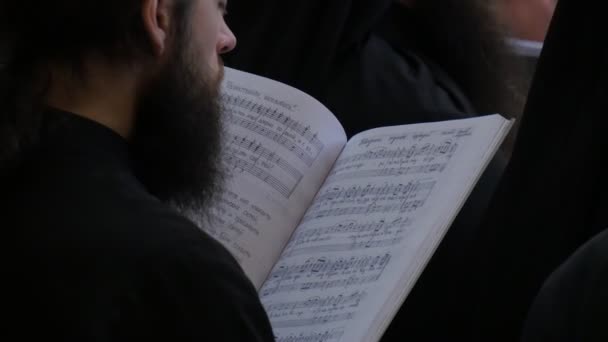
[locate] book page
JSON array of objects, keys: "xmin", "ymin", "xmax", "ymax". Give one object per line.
[
  {"xmin": 258, "ymin": 115, "xmax": 511, "ymax": 342},
  {"xmin": 186, "ymin": 68, "xmax": 347, "ymax": 289}
]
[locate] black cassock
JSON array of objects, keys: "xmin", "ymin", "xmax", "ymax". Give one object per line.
[
  {"xmin": 2, "ymin": 109, "xmax": 275, "ymax": 341},
  {"xmin": 472, "ymin": 0, "xmax": 608, "ymax": 340}
]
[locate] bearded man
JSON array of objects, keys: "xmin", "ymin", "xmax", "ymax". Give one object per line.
[{"xmin": 0, "ymin": 1, "xmax": 274, "ymax": 340}]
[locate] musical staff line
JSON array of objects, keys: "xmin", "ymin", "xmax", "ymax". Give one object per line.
[
  {"xmin": 276, "ymin": 328, "xmax": 344, "ymax": 342},
  {"xmin": 228, "ymin": 133, "xmax": 304, "ymax": 180},
  {"xmin": 272, "ymin": 312, "xmax": 355, "ymax": 328},
  {"xmin": 290, "ymin": 218, "xmax": 410, "ymax": 243},
  {"xmin": 266, "ymin": 291, "xmax": 367, "ymax": 313},
  {"xmin": 302, "ymin": 200, "xmax": 427, "ymax": 223},
  {"xmin": 334, "ymin": 142, "xmax": 459, "ymax": 167},
  {"xmin": 223, "ymin": 94, "xmax": 325, "ymax": 151},
  {"xmin": 285, "ymin": 237, "xmax": 404, "ymax": 257},
  {"xmin": 224, "ymin": 155, "xmax": 295, "ymax": 198},
  {"xmin": 268, "ymin": 254, "xmax": 391, "ymax": 280},
  {"xmin": 261, "ymin": 273, "xmax": 384, "ymax": 297},
  {"xmin": 227, "ymin": 113, "xmax": 317, "ymax": 166},
  {"xmin": 315, "ymin": 181, "xmax": 436, "ymax": 203},
  {"xmin": 326, "ymin": 163, "xmax": 448, "ymax": 184}
]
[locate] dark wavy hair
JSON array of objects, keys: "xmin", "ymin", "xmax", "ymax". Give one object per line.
[{"xmin": 0, "ymin": 1, "xmax": 187, "ymax": 176}]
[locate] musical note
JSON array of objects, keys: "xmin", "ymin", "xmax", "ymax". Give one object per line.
[
  {"xmin": 224, "ymin": 154, "xmax": 296, "ymax": 198},
  {"xmin": 325, "ymin": 163, "xmax": 447, "ymax": 184},
  {"xmin": 266, "ymin": 291, "xmax": 366, "ymax": 315},
  {"xmin": 223, "ymin": 94, "xmax": 325, "ymax": 151},
  {"xmin": 267, "ymin": 254, "xmax": 391, "ymax": 283},
  {"xmin": 261, "ymin": 273, "xmax": 385, "ymax": 297},
  {"xmin": 288, "ymin": 218, "xmax": 409, "ymax": 244},
  {"xmin": 284, "ymin": 237, "xmax": 403, "ymax": 257},
  {"xmin": 276, "ymin": 328, "xmax": 344, "ymax": 342},
  {"xmin": 228, "ymin": 133, "xmax": 304, "ymax": 180},
  {"xmin": 226, "ymin": 113, "xmax": 317, "ymax": 166},
  {"xmin": 272, "ymin": 312, "xmax": 355, "ymax": 328},
  {"xmin": 333, "ymin": 141, "xmax": 459, "ymax": 167},
  {"xmin": 314, "ymin": 181, "xmax": 436, "ymax": 203},
  {"xmin": 293, "ymin": 218, "xmax": 406, "ymax": 239},
  {"xmin": 302, "ymin": 199, "xmax": 430, "ymax": 223}
]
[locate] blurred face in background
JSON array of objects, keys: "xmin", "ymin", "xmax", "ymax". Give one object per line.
[{"xmin": 496, "ymin": 0, "xmax": 557, "ymax": 42}]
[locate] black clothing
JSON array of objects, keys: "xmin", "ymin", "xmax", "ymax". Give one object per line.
[
  {"xmin": 225, "ymin": 1, "xmax": 476, "ymax": 138},
  {"xmin": 471, "ymin": 0, "xmax": 608, "ymax": 340},
  {"xmin": 522, "ymin": 229, "xmax": 608, "ymax": 342},
  {"xmin": 224, "ymin": 0, "xmax": 393, "ymax": 102},
  {"xmin": 3, "ymin": 109, "xmax": 274, "ymax": 341},
  {"xmin": 324, "ymin": 33, "xmax": 474, "ymax": 138}
]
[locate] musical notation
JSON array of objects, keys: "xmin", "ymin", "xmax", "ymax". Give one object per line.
[
  {"xmin": 283, "ymin": 218, "xmax": 410, "ymax": 256},
  {"xmin": 228, "ymin": 134, "xmax": 304, "ymax": 180},
  {"xmin": 440, "ymin": 127, "xmax": 474, "ymax": 138},
  {"xmin": 285, "ymin": 237, "xmax": 403, "ymax": 257},
  {"xmin": 224, "ymin": 154, "xmax": 296, "ymax": 198},
  {"xmin": 334, "ymin": 141, "xmax": 459, "ymax": 167},
  {"xmin": 302, "ymin": 200, "xmax": 428, "ymax": 223},
  {"xmin": 272, "ymin": 312, "xmax": 355, "ymax": 328},
  {"xmin": 276, "ymin": 328, "xmax": 344, "ymax": 342},
  {"xmin": 266, "ymin": 291, "xmax": 366, "ymax": 315},
  {"xmin": 314, "ymin": 181, "xmax": 436, "ymax": 203},
  {"xmin": 256, "ymin": 119, "xmax": 486, "ymax": 340},
  {"xmin": 223, "ymin": 94, "xmax": 325, "ymax": 152},
  {"xmin": 290, "ymin": 218, "xmax": 410, "ymax": 243},
  {"xmin": 268, "ymin": 254, "xmax": 391, "ymax": 282},
  {"xmin": 326, "ymin": 163, "xmax": 447, "ymax": 184},
  {"xmin": 261, "ymin": 273, "xmax": 383, "ymax": 297},
  {"xmin": 226, "ymin": 113, "xmax": 317, "ymax": 166}
]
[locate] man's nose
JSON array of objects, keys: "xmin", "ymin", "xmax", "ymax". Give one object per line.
[{"xmin": 218, "ymin": 22, "xmax": 237, "ymax": 55}]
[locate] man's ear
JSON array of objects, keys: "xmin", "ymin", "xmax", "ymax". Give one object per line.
[{"xmin": 141, "ymin": 0, "xmax": 171, "ymax": 57}]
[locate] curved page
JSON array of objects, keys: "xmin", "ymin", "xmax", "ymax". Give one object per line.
[
  {"xmin": 259, "ymin": 115, "xmax": 511, "ymax": 342},
  {"xmin": 188, "ymin": 68, "xmax": 347, "ymax": 288}
]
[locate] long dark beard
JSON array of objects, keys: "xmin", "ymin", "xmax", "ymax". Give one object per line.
[
  {"xmin": 130, "ymin": 35, "xmax": 224, "ymax": 210},
  {"xmin": 402, "ymin": 0, "xmax": 529, "ymax": 118}
]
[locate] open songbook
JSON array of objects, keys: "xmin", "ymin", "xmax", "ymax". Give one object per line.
[{"xmin": 187, "ymin": 68, "xmax": 512, "ymax": 342}]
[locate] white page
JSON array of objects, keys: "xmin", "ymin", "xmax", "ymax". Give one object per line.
[
  {"xmin": 186, "ymin": 68, "xmax": 347, "ymax": 288},
  {"xmin": 258, "ymin": 115, "xmax": 511, "ymax": 342}
]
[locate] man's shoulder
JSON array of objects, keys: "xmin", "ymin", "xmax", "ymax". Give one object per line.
[
  {"xmin": 6, "ymin": 184, "xmax": 274, "ymax": 341},
  {"xmin": 79, "ymin": 189, "xmax": 232, "ymax": 266},
  {"xmin": 553, "ymin": 228, "xmax": 608, "ymax": 290},
  {"xmin": 82, "ymin": 198, "xmax": 275, "ymax": 341},
  {"xmin": 523, "ymin": 229, "xmax": 608, "ymax": 341},
  {"xmin": 122, "ymin": 200, "xmax": 237, "ymax": 268},
  {"xmin": 9, "ymin": 164, "xmax": 235, "ymax": 270}
]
